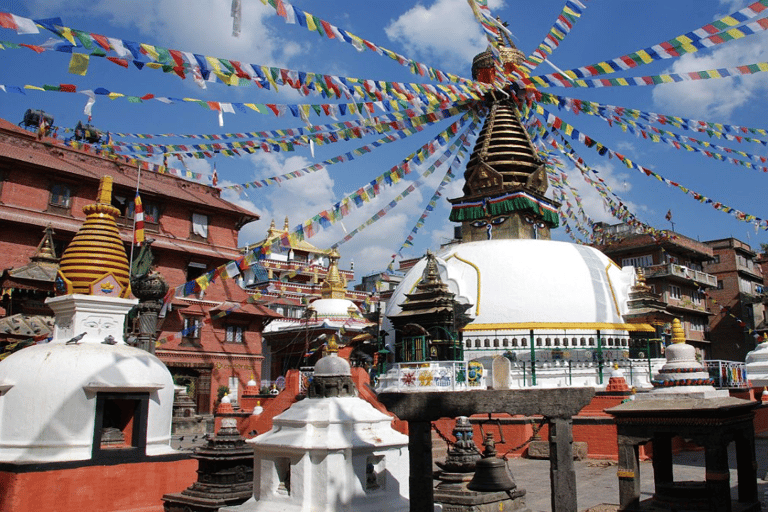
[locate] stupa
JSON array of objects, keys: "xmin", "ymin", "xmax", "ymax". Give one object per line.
[
  {"xmin": 745, "ymin": 333, "xmax": 768, "ymax": 387},
  {"xmin": 380, "ymin": 38, "xmax": 653, "ymax": 392},
  {"xmin": 640, "ymin": 318, "xmax": 726, "ymax": 399},
  {"xmin": 223, "ymin": 334, "xmax": 409, "ymax": 512},
  {"xmin": 0, "ymin": 176, "xmax": 194, "ymax": 512},
  {"xmin": 607, "ymin": 318, "xmax": 759, "ymax": 510}
]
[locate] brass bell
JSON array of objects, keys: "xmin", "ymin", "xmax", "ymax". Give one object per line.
[{"xmin": 467, "ymin": 457, "xmax": 516, "ymax": 492}]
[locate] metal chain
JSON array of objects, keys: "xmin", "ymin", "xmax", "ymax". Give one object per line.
[
  {"xmin": 499, "ymin": 417, "xmax": 547, "ymax": 460},
  {"xmin": 432, "ymin": 416, "xmax": 548, "ymax": 459},
  {"xmin": 431, "ymin": 421, "xmax": 455, "ymax": 450}
]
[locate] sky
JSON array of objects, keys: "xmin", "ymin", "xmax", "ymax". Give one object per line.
[{"xmin": 0, "ymin": 0, "xmax": 767, "ymax": 282}]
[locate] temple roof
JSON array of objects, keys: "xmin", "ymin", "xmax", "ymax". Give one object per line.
[{"xmin": 2, "ymin": 227, "xmax": 59, "ymax": 285}]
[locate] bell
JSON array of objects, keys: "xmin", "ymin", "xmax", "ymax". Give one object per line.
[{"xmin": 467, "ymin": 457, "xmax": 516, "ymax": 492}]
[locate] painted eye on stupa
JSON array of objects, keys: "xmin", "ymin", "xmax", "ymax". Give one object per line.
[
  {"xmin": 490, "ymin": 216, "xmax": 507, "ymax": 225},
  {"xmin": 470, "ymin": 220, "xmax": 487, "ymax": 228}
]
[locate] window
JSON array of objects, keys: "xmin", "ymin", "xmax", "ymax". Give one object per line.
[
  {"xmin": 183, "ymin": 316, "xmax": 202, "ymax": 342},
  {"xmin": 712, "ymin": 255, "xmax": 720, "ymax": 264},
  {"xmin": 692, "ymin": 291, "xmax": 702, "ymax": 305},
  {"xmin": 192, "ymin": 213, "xmax": 209, "ymax": 240},
  {"xmin": 669, "ymin": 285, "xmax": 682, "ymax": 300},
  {"xmin": 717, "ymin": 279, "xmax": 724, "ymax": 290},
  {"xmin": 113, "ymin": 194, "xmax": 161, "ymax": 228},
  {"xmin": 365, "ymin": 455, "xmax": 386, "ymax": 491},
  {"xmin": 186, "ymin": 261, "xmax": 208, "ymax": 281},
  {"xmin": 49, "ymin": 183, "xmax": 72, "ymax": 209},
  {"xmin": 275, "ymin": 457, "xmax": 291, "ymax": 495},
  {"xmin": 690, "ymin": 316, "xmax": 706, "ymax": 332},
  {"xmin": 226, "ymin": 325, "xmax": 245, "ymax": 343},
  {"xmin": 621, "ymin": 255, "xmax": 653, "ymax": 268},
  {"xmin": 92, "ymin": 392, "xmax": 149, "ymax": 461}
]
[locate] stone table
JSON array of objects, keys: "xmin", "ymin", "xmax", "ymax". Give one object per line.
[{"xmin": 377, "ymin": 387, "xmax": 594, "ymax": 512}]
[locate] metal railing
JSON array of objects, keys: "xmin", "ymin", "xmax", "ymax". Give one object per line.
[
  {"xmin": 706, "ymin": 360, "xmax": 748, "ymax": 388},
  {"xmin": 644, "ymin": 263, "xmax": 718, "ymax": 287}
]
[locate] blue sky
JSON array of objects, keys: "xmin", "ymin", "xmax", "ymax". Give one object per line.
[{"xmin": 1, "ymin": 0, "xmax": 767, "ymax": 281}]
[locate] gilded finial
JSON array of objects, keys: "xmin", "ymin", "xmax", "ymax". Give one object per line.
[
  {"xmin": 284, "ymin": 216, "xmax": 290, "ymax": 231},
  {"xmin": 670, "ymin": 318, "xmax": 685, "ymax": 344},
  {"xmin": 326, "ymin": 334, "xmax": 339, "ymax": 354}
]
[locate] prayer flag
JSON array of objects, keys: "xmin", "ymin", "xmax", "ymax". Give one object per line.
[
  {"xmin": 68, "ymin": 53, "xmax": 90, "ymax": 75},
  {"xmin": 134, "ymin": 192, "xmax": 145, "ymax": 245}
]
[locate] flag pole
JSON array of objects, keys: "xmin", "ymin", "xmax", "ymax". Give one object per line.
[{"xmin": 129, "ymin": 161, "xmax": 143, "ymax": 275}]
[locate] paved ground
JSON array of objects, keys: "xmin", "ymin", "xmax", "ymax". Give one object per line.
[
  {"xmin": 509, "ymin": 438, "xmax": 768, "ymax": 512},
  {"xmin": 172, "ymin": 435, "xmax": 768, "ymax": 511}
]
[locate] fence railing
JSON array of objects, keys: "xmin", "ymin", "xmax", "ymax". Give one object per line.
[{"xmin": 706, "ymin": 360, "xmax": 748, "ymax": 388}]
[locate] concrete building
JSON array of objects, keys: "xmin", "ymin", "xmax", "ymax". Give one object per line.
[
  {"xmin": 703, "ymin": 237, "xmax": 765, "ymax": 361},
  {"xmin": 595, "ymin": 222, "xmax": 717, "ymax": 358},
  {"xmin": 0, "ymin": 115, "xmax": 279, "ymax": 415}
]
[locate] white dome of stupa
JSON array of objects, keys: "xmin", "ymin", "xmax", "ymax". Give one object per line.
[
  {"xmin": 310, "ymin": 297, "xmax": 362, "ymax": 319},
  {"xmin": 386, "ymin": 239, "xmax": 635, "ymax": 333},
  {"xmin": 0, "ymin": 333, "xmax": 175, "ymax": 462}
]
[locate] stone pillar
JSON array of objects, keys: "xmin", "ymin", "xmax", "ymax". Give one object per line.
[
  {"xmin": 408, "ymin": 420, "xmax": 434, "ymax": 512},
  {"xmin": 651, "ymin": 434, "xmax": 673, "ymax": 494},
  {"xmin": 735, "ymin": 429, "xmax": 757, "ymax": 505},
  {"xmin": 704, "ymin": 442, "xmax": 731, "ymax": 512},
  {"xmin": 136, "ymin": 300, "xmax": 162, "ymax": 354},
  {"xmin": 617, "ymin": 439, "xmax": 641, "ymax": 511},
  {"xmin": 548, "ymin": 417, "xmax": 577, "ymax": 512}
]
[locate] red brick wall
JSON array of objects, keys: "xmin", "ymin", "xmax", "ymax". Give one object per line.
[{"xmin": 0, "ymin": 458, "xmax": 197, "ymax": 512}]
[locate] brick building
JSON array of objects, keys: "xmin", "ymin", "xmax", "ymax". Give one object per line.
[
  {"xmin": 703, "ymin": 238, "xmax": 766, "ymax": 361},
  {"xmin": 239, "ymin": 219, "xmax": 373, "ymax": 380},
  {"xmin": 594, "ymin": 222, "xmax": 717, "ymax": 358},
  {"xmin": 0, "ymin": 116, "xmax": 279, "ymax": 414}
]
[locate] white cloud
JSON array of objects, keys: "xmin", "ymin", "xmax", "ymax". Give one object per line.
[
  {"xmin": 651, "ymin": 33, "xmax": 768, "ymax": 120},
  {"xmin": 23, "ymin": 0, "xmax": 298, "ymax": 66},
  {"xmin": 553, "ymin": 160, "xmax": 641, "ymax": 229},
  {"xmin": 384, "ymin": 0, "xmax": 505, "ymax": 72}
]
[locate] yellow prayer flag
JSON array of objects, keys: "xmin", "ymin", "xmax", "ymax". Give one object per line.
[
  {"xmin": 108, "ymin": 92, "xmax": 124, "ymax": 99},
  {"xmin": 68, "ymin": 53, "xmax": 89, "ymax": 75},
  {"xmin": 24, "ymin": 85, "xmax": 45, "ymax": 91},
  {"xmin": 205, "ymin": 56, "xmax": 222, "ymax": 73},
  {"xmin": 140, "ymin": 43, "xmax": 160, "ymax": 62},
  {"xmin": 59, "ymin": 27, "xmax": 77, "ymax": 45},
  {"xmin": 306, "ymin": 15, "xmax": 317, "ymax": 31},
  {"xmin": 725, "ymin": 28, "xmax": 745, "ymax": 40},
  {"xmin": 635, "ymin": 50, "xmax": 654, "ymax": 64},
  {"xmin": 145, "ymin": 62, "xmax": 163, "ymax": 70}
]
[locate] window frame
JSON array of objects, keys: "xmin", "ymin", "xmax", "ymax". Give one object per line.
[
  {"xmin": 225, "ymin": 324, "xmax": 246, "ymax": 343},
  {"xmin": 191, "ymin": 212, "xmax": 209, "ymax": 241},
  {"xmin": 48, "ymin": 182, "xmax": 73, "ymax": 212},
  {"xmin": 182, "ymin": 315, "xmax": 203, "ymax": 344}
]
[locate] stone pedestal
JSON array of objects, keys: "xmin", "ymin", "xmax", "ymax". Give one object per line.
[
  {"xmin": 607, "ymin": 397, "xmax": 759, "ymax": 511},
  {"xmin": 162, "ymin": 418, "xmax": 254, "ymax": 512}
]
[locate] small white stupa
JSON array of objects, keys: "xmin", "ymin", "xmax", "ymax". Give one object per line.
[
  {"xmin": 223, "ymin": 334, "xmax": 409, "ymax": 512},
  {"xmin": 745, "ymin": 334, "xmax": 768, "ymax": 386},
  {"xmin": 0, "ymin": 176, "xmax": 175, "ymax": 462},
  {"xmin": 637, "ymin": 318, "xmax": 727, "ymax": 400}
]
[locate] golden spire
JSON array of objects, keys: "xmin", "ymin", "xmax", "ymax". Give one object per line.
[
  {"xmin": 321, "ymin": 248, "xmax": 346, "ymax": 299},
  {"xmin": 55, "ymin": 176, "xmax": 131, "ymax": 298},
  {"xmin": 670, "ymin": 318, "xmax": 685, "ymax": 344},
  {"xmin": 326, "ymin": 333, "xmax": 339, "ymax": 354},
  {"xmin": 283, "ymin": 216, "xmax": 290, "ymax": 231}
]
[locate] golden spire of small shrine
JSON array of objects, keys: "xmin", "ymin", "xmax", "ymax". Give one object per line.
[
  {"xmin": 670, "ymin": 318, "xmax": 686, "ymax": 344},
  {"xmin": 321, "ymin": 248, "xmax": 346, "ymax": 299},
  {"xmin": 55, "ymin": 176, "xmax": 132, "ymax": 298}
]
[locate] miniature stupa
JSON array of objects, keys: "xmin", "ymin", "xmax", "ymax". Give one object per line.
[
  {"xmin": 223, "ymin": 334, "xmax": 409, "ymax": 512},
  {"xmin": 745, "ymin": 333, "xmax": 768, "ymax": 386},
  {"xmin": 639, "ymin": 318, "xmax": 726, "ymax": 399},
  {"xmin": 0, "ymin": 176, "xmax": 175, "ymax": 462}
]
